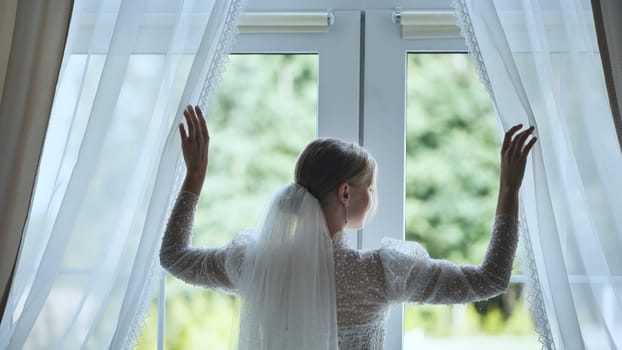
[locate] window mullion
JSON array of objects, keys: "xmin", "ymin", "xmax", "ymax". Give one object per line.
[
  {"xmin": 315, "ymin": 11, "xmax": 362, "ymax": 247},
  {"xmin": 363, "ymin": 9, "xmax": 409, "ymax": 350}
]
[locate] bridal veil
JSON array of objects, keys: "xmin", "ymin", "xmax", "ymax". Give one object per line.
[{"xmin": 236, "ymin": 183, "xmax": 339, "ymax": 349}]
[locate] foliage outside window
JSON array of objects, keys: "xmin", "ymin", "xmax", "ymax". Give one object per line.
[
  {"xmin": 136, "ymin": 54, "xmax": 318, "ymax": 349},
  {"xmin": 136, "ymin": 53, "xmax": 538, "ymax": 349},
  {"xmin": 403, "ymin": 54, "xmax": 537, "ymax": 349}
]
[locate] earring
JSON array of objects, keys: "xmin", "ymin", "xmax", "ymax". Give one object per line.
[{"xmin": 344, "ymin": 206, "xmax": 349, "ymax": 225}]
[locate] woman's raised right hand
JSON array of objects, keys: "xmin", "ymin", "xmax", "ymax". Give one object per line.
[{"xmin": 499, "ymin": 124, "xmax": 537, "ymax": 191}]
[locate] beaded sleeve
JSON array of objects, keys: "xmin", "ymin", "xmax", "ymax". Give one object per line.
[
  {"xmin": 159, "ymin": 191, "xmax": 248, "ymax": 295},
  {"xmin": 379, "ymin": 214, "xmax": 519, "ymax": 304}
]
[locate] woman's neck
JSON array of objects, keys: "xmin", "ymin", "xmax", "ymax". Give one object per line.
[{"xmin": 323, "ymin": 203, "xmax": 346, "ymax": 238}]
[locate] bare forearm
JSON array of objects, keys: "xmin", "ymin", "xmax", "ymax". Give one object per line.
[
  {"xmin": 181, "ymin": 172, "xmax": 205, "ymax": 196},
  {"xmin": 495, "ymin": 185, "xmax": 519, "ymax": 218}
]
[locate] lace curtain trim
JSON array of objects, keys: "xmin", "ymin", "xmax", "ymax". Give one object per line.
[
  {"xmin": 198, "ymin": 0, "xmax": 249, "ymax": 110},
  {"xmin": 450, "ymin": 1, "xmax": 555, "ymax": 349},
  {"xmin": 517, "ymin": 200, "xmax": 556, "ymax": 349},
  {"xmin": 450, "ymin": 0, "xmax": 494, "ymax": 99},
  {"xmin": 122, "ymin": 0, "xmax": 248, "ymax": 347}
]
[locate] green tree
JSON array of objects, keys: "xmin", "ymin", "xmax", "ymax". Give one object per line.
[
  {"xmin": 404, "ymin": 54, "xmax": 534, "ymax": 341},
  {"xmin": 405, "ymin": 54, "xmax": 500, "ymax": 264},
  {"xmin": 136, "ymin": 54, "xmax": 318, "ymax": 349},
  {"xmin": 137, "ymin": 53, "xmax": 536, "ymax": 349}
]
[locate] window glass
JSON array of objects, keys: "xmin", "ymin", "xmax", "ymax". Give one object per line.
[
  {"xmin": 403, "ymin": 53, "xmax": 539, "ymax": 349},
  {"xmin": 136, "ymin": 54, "xmax": 318, "ymax": 349}
]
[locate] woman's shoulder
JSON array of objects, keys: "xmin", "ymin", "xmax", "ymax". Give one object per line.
[
  {"xmin": 335, "ymin": 239, "xmax": 432, "ymax": 279},
  {"xmin": 336, "ymin": 238, "xmax": 429, "ymax": 260},
  {"xmin": 377, "ymin": 238, "xmax": 429, "ymax": 259},
  {"xmin": 333, "ymin": 246, "xmax": 392, "ymax": 276},
  {"xmin": 334, "ymin": 246, "xmax": 381, "ymax": 263}
]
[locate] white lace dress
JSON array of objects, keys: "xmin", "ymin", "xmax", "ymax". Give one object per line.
[{"xmin": 160, "ymin": 191, "xmax": 519, "ymax": 349}]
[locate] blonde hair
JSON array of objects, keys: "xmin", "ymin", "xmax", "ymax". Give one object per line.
[{"xmin": 294, "ymin": 138, "xmax": 377, "ymax": 207}]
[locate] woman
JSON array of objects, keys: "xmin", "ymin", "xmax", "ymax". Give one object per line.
[{"xmin": 160, "ymin": 105, "xmax": 538, "ymax": 349}]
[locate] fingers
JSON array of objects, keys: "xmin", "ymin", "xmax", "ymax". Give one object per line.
[
  {"xmin": 505, "ymin": 124, "xmax": 535, "ymax": 155},
  {"xmin": 502, "ymin": 123, "xmax": 538, "ymax": 164},
  {"xmin": 178, "ymin": 123, "xmax": 188, "ymax": 144},
  {"xmin": 512, "ymin": 126, "xmax": 534, "ymax": 152},
  {"xmin": 520, "ymin": 135, "xmax": 538, "ymax": 160},
  {"xmin": 188, "ymin": 105, "xmax": 200, "ymax": 142},
  {"xmin": 195, "ymin": 105, "xmax": 209, "ymax": 141},
  {"xmin": 183, "ymin": 107, "xmax": 196, "ymax": 144},
  {"xmin": 500, "ymin": 124, "xmax": 538, "ymax": 189},
  {"xmin": 502, "ymin": 124, "xmax": 523, "ymax": 153},
  {"xmin": 182, "ymin": 104, "xmax": 209, "ymax": 146}
]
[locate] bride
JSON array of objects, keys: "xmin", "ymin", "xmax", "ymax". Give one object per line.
[{"xmin": 160, "ymin": 105, "xmax": 538, "ymax": 349}]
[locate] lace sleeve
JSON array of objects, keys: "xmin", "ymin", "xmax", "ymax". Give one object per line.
[
  {"xmin": 159, "ymin": 191, "xmax": 250, "ymax": 295},
  {"xmin": 379, "ymin": 214, "xmax": 519, "ymax": 304}
]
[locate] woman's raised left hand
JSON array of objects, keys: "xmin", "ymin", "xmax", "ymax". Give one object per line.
[{"xmin": 179, "ymin": 105, "xmax": 209, "ymax": 179}]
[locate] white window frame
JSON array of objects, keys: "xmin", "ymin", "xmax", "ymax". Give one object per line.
[
  {"xmin": 230, "ymin": 10, "xmax": 363, "ymax": 245},
  {"xmin": 151, "ymin": 4, "xmax": 528, "ymax": 349},
  {"xmin": 64, "ymin": 2, "xmax": 529, "ymax": 348},
  {"xmin": 362, "ymin": 10, "xmax": 468, "ymax": 349},
  {"xmin": 156, "ymin": 10, "xmax": 362, "ymax": 349}
]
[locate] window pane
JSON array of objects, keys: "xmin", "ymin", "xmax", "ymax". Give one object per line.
[
  {"xmin": 403, "ymin": 53, "xmax": 538, "ymax": 349},
  {"xmin": 135, "ymin": 54, "xmax": 318, "ymax": 349}
]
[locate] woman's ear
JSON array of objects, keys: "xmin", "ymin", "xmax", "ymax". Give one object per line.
[{"xmin": 337, "ymin": 182, "xmax": 350, "ymax": 207}]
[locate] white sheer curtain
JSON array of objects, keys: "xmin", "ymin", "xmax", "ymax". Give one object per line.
[
  {"xmin": 0, "ymin": 0, "xmax": 245, "ymax": 348},
  {"xmin": 453, "ymin": 0, "xmax": 622, "ymax": 349}
]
